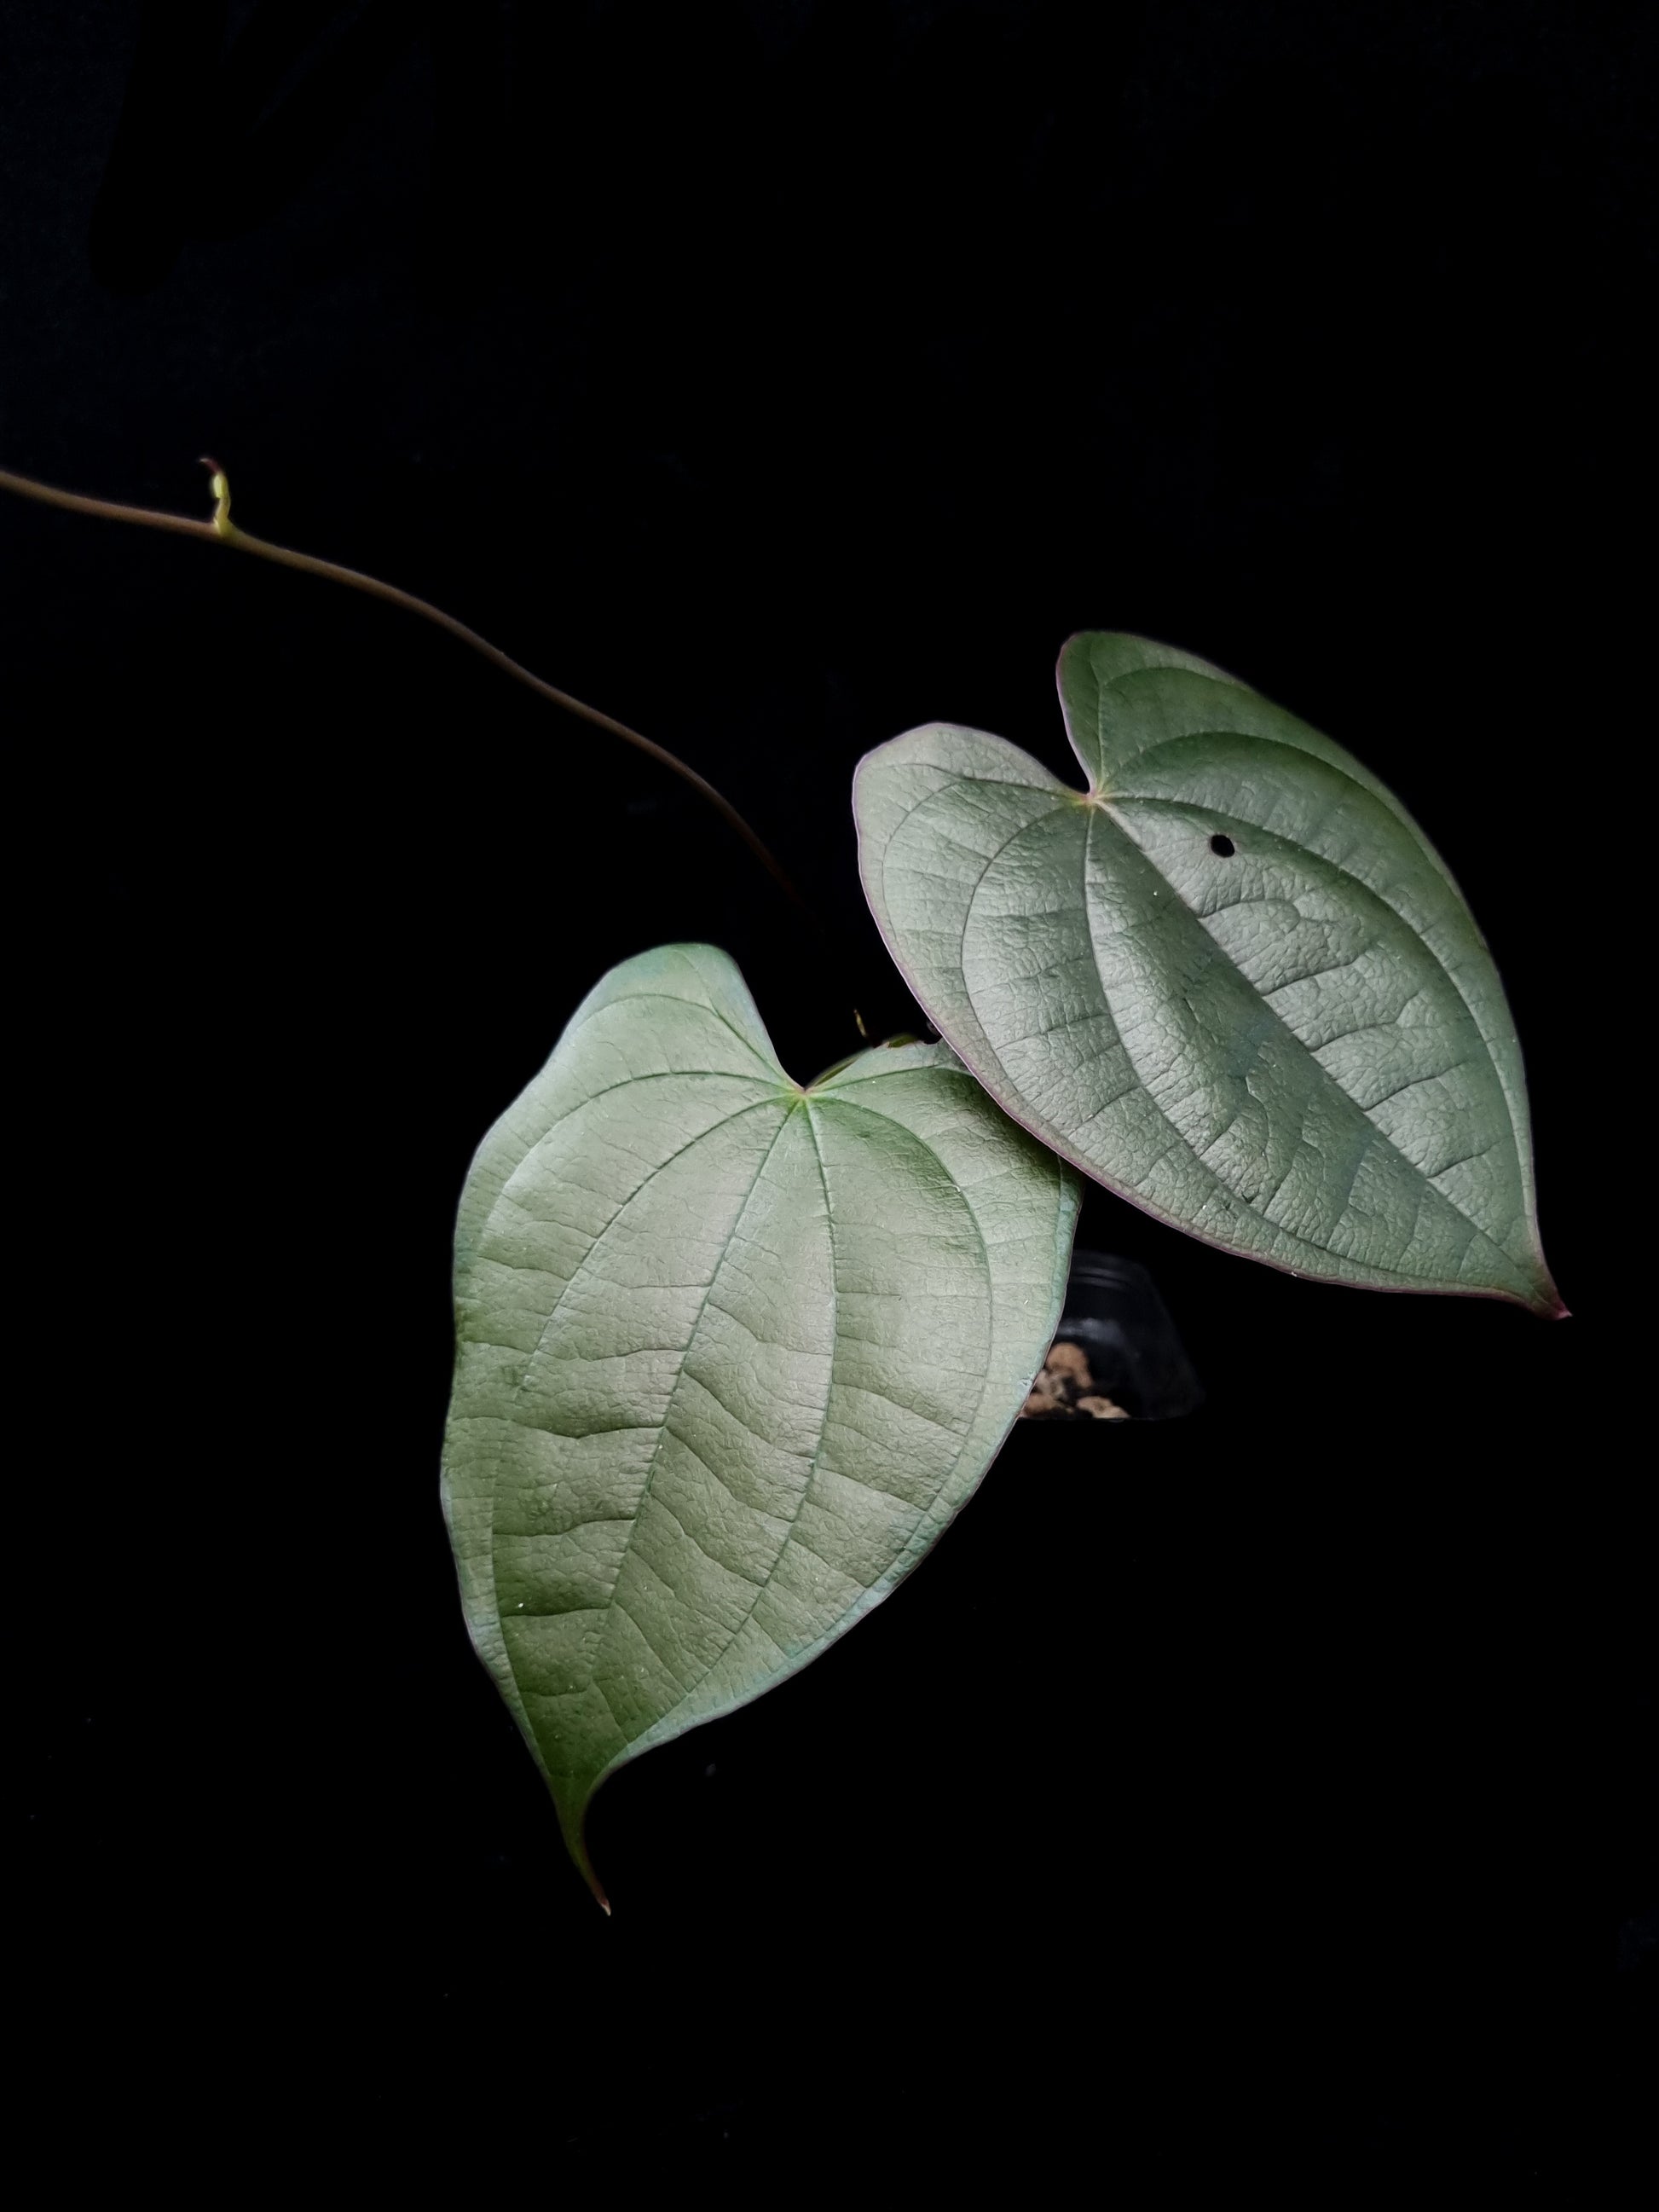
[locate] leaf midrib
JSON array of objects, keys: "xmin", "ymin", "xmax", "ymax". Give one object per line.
[
  {"xmin": 1090, "ymin": 710, "xmax": 1517, "ymax": 1171},
  {"xmin": 600, "ymin": 1086, "xmax": 1019, "ymax": 1789},
  {"xmin": 1076, "ymin": 804, "xmax": 1526, "ymax": 1288},
  {"xmin": 925, "ymin": 792, "xmax": 1530, "ymax": 1294},
  {"xmin": 870, "ymin": 733, "xmax": 1532, "ymax": 1283},
  {"xmin": 1104, "ymin": 790, "xmax": 1531, "ymax": 1243},
  {"xmin": 490, "ymin": 1073, "xmax": 1013, "ymax": 1786}
]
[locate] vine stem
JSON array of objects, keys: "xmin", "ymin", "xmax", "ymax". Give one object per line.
[{"xmin": 0, "ymin": 459, "xmax": 806, "ymax": 913}]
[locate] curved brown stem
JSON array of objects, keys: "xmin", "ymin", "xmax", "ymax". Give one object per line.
[{"xmin": 0, "ymin": 460, "xmax": 806, "ymax": 913}]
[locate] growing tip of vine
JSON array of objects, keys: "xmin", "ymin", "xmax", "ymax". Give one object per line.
[{"xmin": 199, "ymin": 456, "xmax": 234, "ymax": 536}]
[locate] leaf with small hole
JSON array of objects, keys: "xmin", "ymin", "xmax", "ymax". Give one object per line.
[{"xmin": 854, "ymin": 632, "xmax": 1558, "ymax": 1312}]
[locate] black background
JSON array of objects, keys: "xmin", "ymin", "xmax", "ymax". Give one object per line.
[{"xmin": 5, "ymin": 0, "xmax": 1654, "ymax": 2189}]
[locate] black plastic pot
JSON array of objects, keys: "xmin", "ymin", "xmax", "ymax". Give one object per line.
[{"xmin": 1051, "ymin": 1249, "xmax": 1203, "ymax": 1421}]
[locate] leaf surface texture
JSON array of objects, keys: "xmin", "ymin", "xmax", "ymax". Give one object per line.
[
  {"xmin": 855, "ymin": 634, "xmax": 1558, "ymax": 1312},
  {"xmin": 442, "ymin": 945, "xmax": 1080, "ymax": 1896}
]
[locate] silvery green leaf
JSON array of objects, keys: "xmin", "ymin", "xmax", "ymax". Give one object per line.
[
  {"xmin": 855, "ymin": 634, "xmax": 1559, "ymax": 1314},
  {"xmin": 442, "ymin": 944, "xmax": 1080, "ymax": 1902}
]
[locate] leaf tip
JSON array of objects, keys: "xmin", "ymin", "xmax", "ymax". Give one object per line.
[
  {"xmin": 1523, "ymin": 1271, "xmax": 1569, "ymax": 1321},
  {"xmin": 579, "ymin": 1850, "xmax": 612, "ymax": 1915},
  {"xmin": 561, "ymin": 1798, "xmax": 612, "ymax": 1914}
]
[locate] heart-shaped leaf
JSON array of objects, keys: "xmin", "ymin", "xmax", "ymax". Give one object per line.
[
  {"xmin": 855, "ymin": 634, "xmax": 1560, "ymax": 1313},
  {"xmin": 441, "ymin": 944, "xmax": 1081, "ymax": 1902}
]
